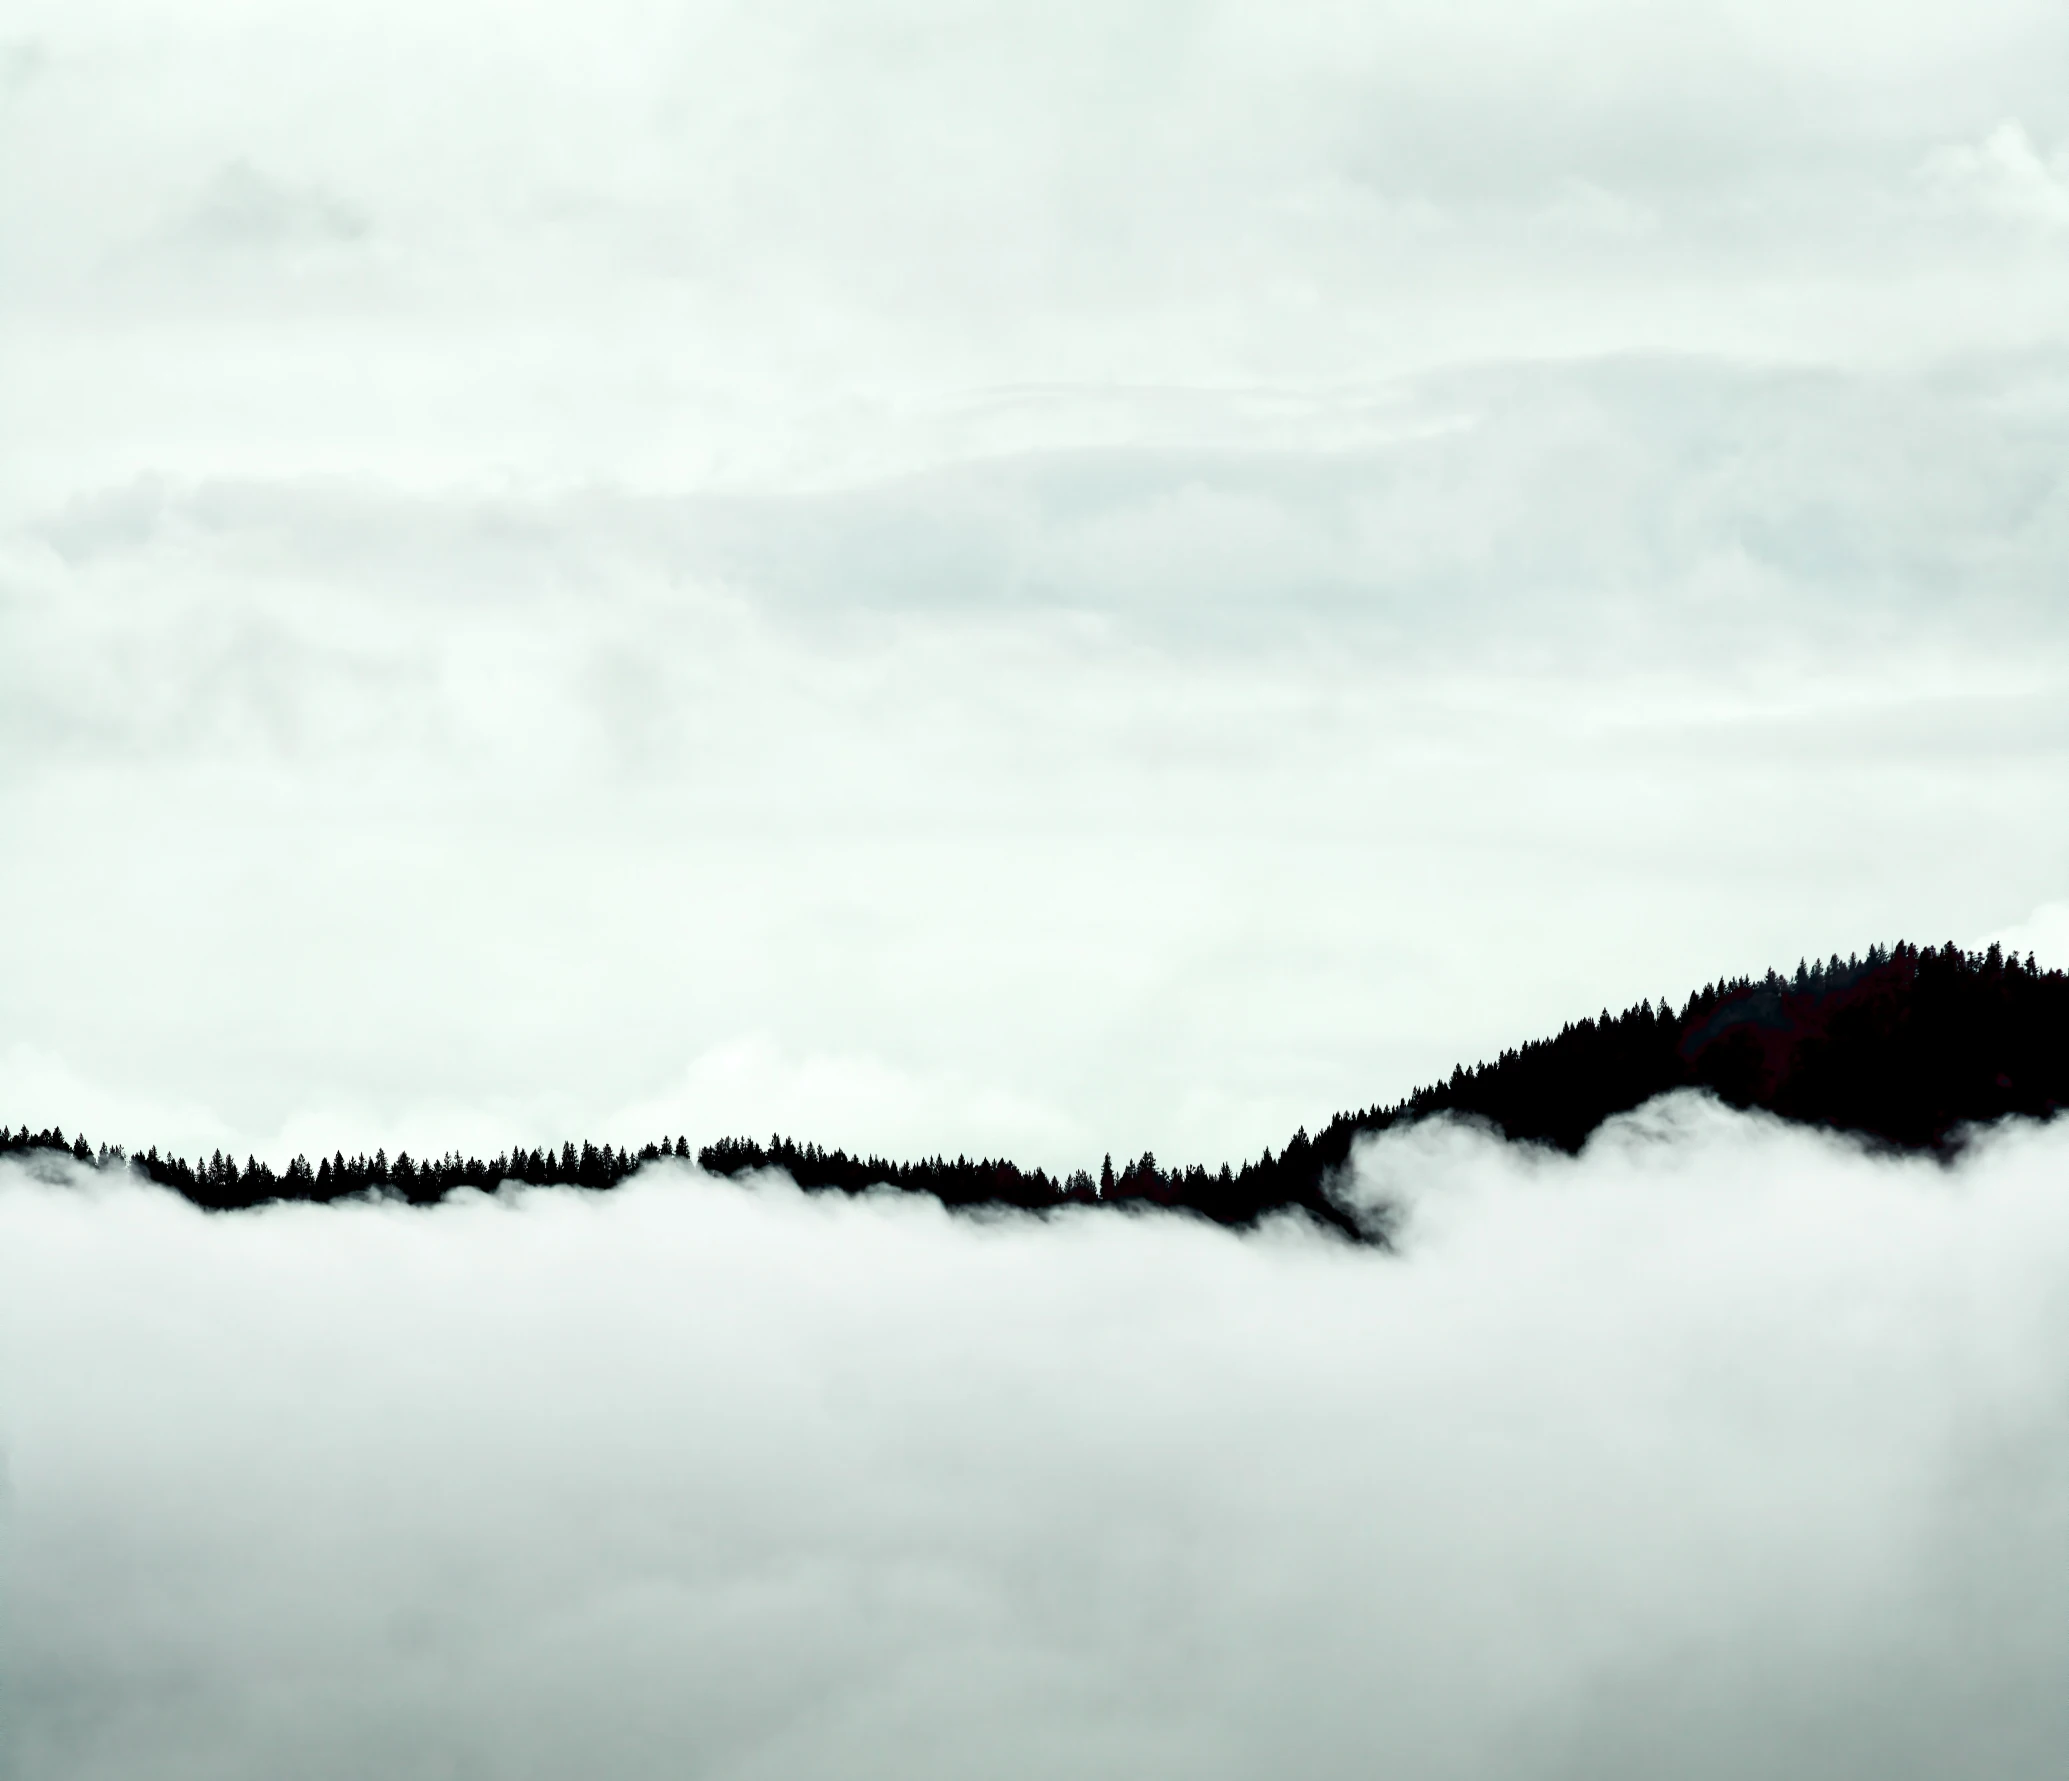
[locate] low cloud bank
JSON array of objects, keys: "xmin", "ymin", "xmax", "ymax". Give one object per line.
[{"xmin": 4, "ymin": 1094, "xmax": 2064, "ymax": 1780}]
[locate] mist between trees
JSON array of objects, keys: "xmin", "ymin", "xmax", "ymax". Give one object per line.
[{"xmin": 7, "ymin": 940, "xmax": 2063, "ymax": 1234}]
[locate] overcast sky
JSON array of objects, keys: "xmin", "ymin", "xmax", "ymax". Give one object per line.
[{"xmin": 6, "ymin": 0, "xmax": 2069, "ymax": 1169}]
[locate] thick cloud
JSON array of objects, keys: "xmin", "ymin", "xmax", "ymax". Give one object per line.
[{"xmin": 5, "ymin": 1098, "xmax": 2065, "ymax": 1779}]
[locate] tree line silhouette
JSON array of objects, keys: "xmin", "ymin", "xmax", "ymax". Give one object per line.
[
  {"xmin": 6, "ymin": 941, "xmax": 2064, "ymax": 1235},
  {"xmin": 0, "ymin": 1134, "xmax": 693, "ymax": 1214}
]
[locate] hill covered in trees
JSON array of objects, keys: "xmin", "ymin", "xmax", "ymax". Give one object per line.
[{"xmin": 6, "ymin": 941, "xmax": 2064, "ymax": 1236}]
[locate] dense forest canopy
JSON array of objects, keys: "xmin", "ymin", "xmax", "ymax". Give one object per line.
[{"xmin": 7, "ymin": 942, "xmax": 2064, "ymax": 1236}]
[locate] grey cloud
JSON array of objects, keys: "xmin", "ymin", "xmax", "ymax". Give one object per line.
[
  {"xmin": 181, "ymin": 159, "xmax": 369, "ymax": 252},
  {"xmin": 1918, "ymin": 121, "xmax": 2069, "ymax": 228},
  {"xmin": 4, "ymin": 1099, "xmax": 2065, "ymax": 1779},
  {"xmin": 2, "ymin": 36, "xmax": 48, "ymax": 94},
  {"xmin": 35, "ymin": 475, "xmax": 172, "ymax": 565},
  {"xmin": 21, "ymin": 352, "xmax": 2069, "ymax": 671},
  {"xmin": 12, "ymin": 0, "xmax": 2069, "ymax": 369}
]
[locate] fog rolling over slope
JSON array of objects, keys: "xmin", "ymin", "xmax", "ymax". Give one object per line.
[{"xmin": 6, "ymin": 1101, "xmax": 2066, "ymax": 1781}]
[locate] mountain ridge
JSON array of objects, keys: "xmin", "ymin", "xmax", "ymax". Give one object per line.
[{"xmin": 7, "ymin": 940, "xmax": 2063, "ymax": 1238}]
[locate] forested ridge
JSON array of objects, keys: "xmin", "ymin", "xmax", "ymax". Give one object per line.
[{"xmin": 7, "ymin": 941, "xmax": 2064, "ymax": 1235}]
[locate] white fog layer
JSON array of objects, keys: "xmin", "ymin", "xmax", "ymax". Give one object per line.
[{"xmin": 6, "ymin": 1099, "xmax": 2066, "ymax": 1780}]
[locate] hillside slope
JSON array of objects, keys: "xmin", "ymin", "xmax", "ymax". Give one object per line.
[{"xmin": 7, "ymin": 942, "xmax": 2063, "ymax": 1234}]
